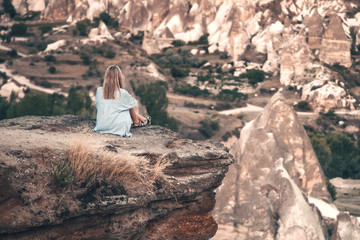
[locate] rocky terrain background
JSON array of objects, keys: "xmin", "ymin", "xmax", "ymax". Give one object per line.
[{"xmin": 4, "ymin": 0, "xmax": 360, "ymax": 110}]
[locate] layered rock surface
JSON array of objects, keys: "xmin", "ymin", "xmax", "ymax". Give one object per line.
[
  {"xmin": 0, "ymin": 115, "xmax": 233, "ymax": 239},
  {"xmin": 213, "ymin": 92, "xmax": 332, "ymax": 239}
]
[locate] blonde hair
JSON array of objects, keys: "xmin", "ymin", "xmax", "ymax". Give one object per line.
[{"xmin": 103, "ymin": 65, "xmax": 124, "ymax": 99}]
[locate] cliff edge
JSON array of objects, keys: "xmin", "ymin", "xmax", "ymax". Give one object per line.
[{"xmin": 0, "ymin": 116, "xmax": 233, "ymax": 239}]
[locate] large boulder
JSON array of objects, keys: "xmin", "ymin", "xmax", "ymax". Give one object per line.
[
  {"xmin": 301, "ymin": 81, "xmax": 356, "ymax": 112},
  {"xmin": 213, "ymin": 92, "xmax": 331, "ymax": 239}
]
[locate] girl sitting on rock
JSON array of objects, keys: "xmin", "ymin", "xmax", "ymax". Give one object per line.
[{"xmin": 94, "ymin": 65, "xmax": 150, "ymax": 137}]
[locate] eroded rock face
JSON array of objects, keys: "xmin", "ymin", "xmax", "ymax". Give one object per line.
[
  {"xmin": 332, "ymin": 213, "xmax": 360, "ymax": 240},
  {"xmin": 10, "ymin": 0, "xmax": 355, "ymax": 74},
  {"xmin": 301, "ymin": 80, "xmax": 356, "ymax": 112},
  {"xmin": 0, "ymin": 116, "xmax": 233, "ymax": 239},
  {"xmin": 306, "ymin": 10, "xmax": 324, "ymax": 50},
  {"xmin": 319, "ymin": 15, "xmax": 352, "ymax": 68},
  {"xmin": 213, "ymin": 92, "xmax": 331, "ymax": 239},
  {"xmin": 12, "ymin": 0, "xmax": 45, "ymax": 15}
]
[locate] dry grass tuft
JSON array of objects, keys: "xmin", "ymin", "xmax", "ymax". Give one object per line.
[
  {"xmin": 152, "ymin": 155, "xmax": 171, "ymax": 182},
  {"xmin": 66, "ymin": 140, "xmax": 169, "ymax": 190}
]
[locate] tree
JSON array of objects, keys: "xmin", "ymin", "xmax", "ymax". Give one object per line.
[
  {"xmin": 48, "ymin": 66, "xmax": 56, "ymax": 74},
  {"xmin": 0, "ymin": 97, "xmax": 9, "ymax": 120},
  {"xmin": 11, "ymin": 23, "xmax": 27, "ymax": 36},
  {"xmin": 170, "ymin": 66, "xmax": 189, "ymax": 78},
  {"xmin": 327, "ymin": 133, "xmax": 360, "ymax": 178},
  {"xmin": 241, "ymin": 69, "xmax": 265, "ymax": 86},
  {"xmin": 309, "ymin": 133, "xmax": 360, "ymax": 179},
  {"xmin": 13, "ymin": 93, "xmax": 53, "ymax": 117},
  {"xmin": 67, "ymin": 87, "xmax": 85, "ymax": 114},
  {"xmin": 135, "ymin": 81, "xmax": 178, "ymax": 131},
  {"xmin": 171, "ymin": 40, "xmax": 185, "ymax": 47},
  {"xmin": 308, "ymin": 133, "xmax": 332, "ymax": 175},
  {"xmin": 2, "ymin": 0, "xmax": 16, "ymax": 18},
  {"xmin": 76, "ymin": 20, "xmax": 90, "ymax": 36}
]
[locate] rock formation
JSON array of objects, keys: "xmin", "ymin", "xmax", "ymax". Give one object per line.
[
  {"xmin": 280, "ymin": 18, "xmax": 312, "ymax": 86},
  {"xmin": 306, "ymin": 10, "xmax": 324, "ymax": 50},
  {"xmin": 213, "ymin": 92, "xmax": 332, "ymax": 239},
  {"xmin": 332, "ymin": 213, "xmax": 360, "ymax": 240},
  {"xmin": 12, "ymin": 0, "xmax": 45, "ymax": 16},
  {"xmin": 319, "ymin": 15, "xmax": 352, "ymax": 68},
  {"xmin": 301, "ymin": 80, "xmax": 356, "ymax": 111},
  {"xmin": 0, "ymin": 115, "xmax": 233, "ymax": 239},
  {"xmin": 9, "ymin": 1, "xmax": 355, "ymax": 74},
  {"xmin": 85, "ymin": 21, "xmax": 114, "ymax": 44}
]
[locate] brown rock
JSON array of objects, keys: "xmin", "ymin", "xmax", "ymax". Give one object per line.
[
  {"xmin": 319, "ymin": 15, "xmax": 352, "ymax": 68},
  {"xmin": 307, "ymin": 10, "xmax": 324, "ymax": 49},
  {"xmin": 213, "ymin": 92, "xmax": 330, "ymax": 239},
  {"xmin": 0, "ymin": 115, "xmax": 233, "ymax": 239},
  {"xmin": 332, "ymin": 213, "xmax": 360, "ymax": 240},
  {"xmin": 280, "ymin": 28, "xmax": 312, "ymax": 86}
]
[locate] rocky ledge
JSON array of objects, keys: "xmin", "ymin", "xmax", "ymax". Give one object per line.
[{"xmin": 0, "ymin": 116, "xmax": 233, "ymax": 239}]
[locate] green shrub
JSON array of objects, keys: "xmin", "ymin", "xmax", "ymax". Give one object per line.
[
  {"xmin": 76, "ymin": 19, "xmax": 90, "ymax": 36},
  {"xmin": 7, "ymin": 49, "xmax": 17, "ymax": 57},
  {"xmin": 48, "ymin": 66, "xmax": 56, "ymax": 74},
  {"xmin": 295, "ymin": 101, "xmax": 311, "ymax": 111},
  {"xmin": 220, "ymin": 51, "xmax": 229, "ymax": 59},
  {"xmin": 240, "ymin": 69, "xmax": 265, "ymax": 86},
  {"xmin": 11, "ymin": 23, "xmax": 27, "ymax": 36},
  {"xmin": 326, "ymin": 178, "xmax": 337, "ymax": 201},
  {"xmin": 0, "ymin": 97, "xmax": 10, "ymax": 120},
  {"xmin": 40, "ymin": 81, "xmax": 53, "ymax": 88},
  {"xmin": 2, "ymin": 0, "xmax": 16, "ymax": 18},
  {"xmin": 197, "ymin": 74, "xmax": 212, "ymax": 82},
  {"xmin": 198, "ymin": 118, "xmax": 219, "ymax": 138},
  {"xmin": 104, "ymin": 50, "xmax": 116, "ymax": 58},
  {"xmin": 184, "ymin": 101, "xmax": 208, "ymax": 109},
  {"xmin": 39, "ymin": 25, "xmax": 53, "ymax": 34},
  {"xmin": 329, "ymin": 63, "xmax": 360, "ymax": 87},
  {"xmin": 2, "ymin": 88, "xmax": 94, "ymax": 120},
  {"xmin": 214, "ymin": 103, "xmax": 232, "ymax": 111},
  {"xmin": 216, "ymin": 88, "xmax": 248, "ymax": 102},
  {"xmin": 309, "ymin": 133, "xmax": 360, "ymax": 179},
  {"xmin": 129, "ymin": 32, "xmax": 144, "ymax": 44},
  {"xmin": 80, "ymin": 52, "xmax": 91, "ymax": 65},
  {"xmin": 44, "ymin": 55, "xmax": 57, "ymax": 62},
  {"xmin": 232, "ymin": 128, "xmax": 240, "ymax": 138},
  {"xmin": 168, "ymin": 54, "xmax": 183, "ymax": 65},
  {"xmin": 222, "ymin": 132, "xmax": 232, "ymax": 141},
  {"xmin": 134, "ymin": 81, "xmax": 178, "ymax": 131},
  {"xmin": 94, "ymin": 12, "xmax": 118, "ymax": 28},
  {"xmin": 188, "ymin": 34, "xmax": 209, "ymax": 45},
  {"xmin": 170, "ymin": 66, "xmax": 189, "ymax": 78},
  {"xmin": 51, "ymin": 162, "xmax": 75, "ymax": 188},
  {"xmin": 172, "ymin": 40, "xmax": 186, "ymax": 47},
  {"xmin": 174, "ymin": 84, "xmax": 210, "ymax": 97}
]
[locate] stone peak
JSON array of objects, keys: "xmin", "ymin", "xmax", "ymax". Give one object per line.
[
  {"xmin": 283, "ymin": 16, "xmax": 291, "ymax": 28},
  {"xmin": 307, "ymin": 9, "xmax": 323, "ymax": 37},
  {"xmin": 323, "ymin": 14, "xmax": 347, "ymax": 41}
]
